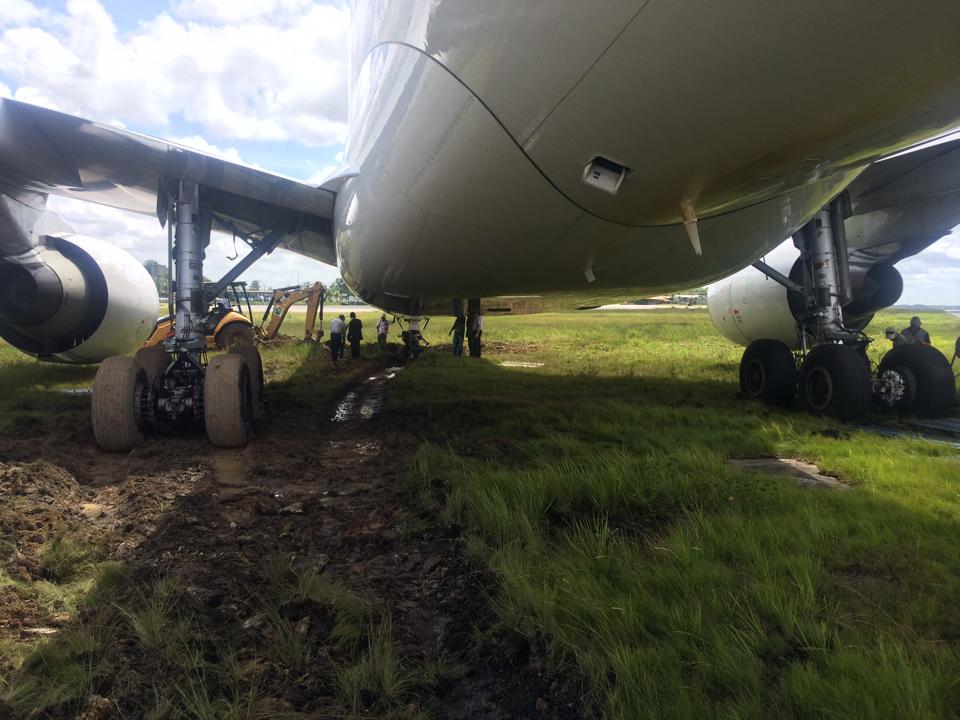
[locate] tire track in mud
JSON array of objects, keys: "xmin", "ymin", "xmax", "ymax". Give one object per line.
[{"xmin": 1, "ymin": 357, "xmax": 586, "ymax": 717}]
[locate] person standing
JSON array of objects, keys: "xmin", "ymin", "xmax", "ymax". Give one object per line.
[
  {"xmin": 406, "ymin": 316, "xmax": 424, "ymax": 359},
  {"xmin": 329, "ymin": 314, "xmax": 346, "ymax": 363},
  {"xmin": 337, "ymin": 314, "xmax": 347, "ymax": 359},
  {"xmin": 449, "ymin": 314, "xmax": 466, "ymax": 356},
  {"xmin": 901, "ymin": 316, "xmax": 932, "ymax": 345},
  {"xmin": 377, "ymin": 314, "xmax": 392, "ymax": 350},
  {"xmin": 470, "ymin": 310, "xmax": 484, "ymax": 357},
  {"xmin": 347, "ymin": 312, "xmax": 363, "ymax": 359}
]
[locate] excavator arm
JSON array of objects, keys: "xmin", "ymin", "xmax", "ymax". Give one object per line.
[{"xmin": 256, "ymin": 282, "xmax": 326, "ymax": 342}]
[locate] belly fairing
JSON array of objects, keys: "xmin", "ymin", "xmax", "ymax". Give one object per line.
[{"xmin": 335, "ymin": 43, "xmax": 858, "ymax": 309}]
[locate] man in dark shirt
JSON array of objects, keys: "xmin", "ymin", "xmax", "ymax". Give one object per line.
[
  {"xmin": 900, "ymin": 316, "xmax": 932, "ymax": 346},
  {"xmin": 346, "ymin": 312, "xmax": 363, "ymax": 359},
  {"xmin": 449, "ymin": 314, "xmax": 466, "ymax": 356}
]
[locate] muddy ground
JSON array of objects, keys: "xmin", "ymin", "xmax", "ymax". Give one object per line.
[{"xmin": 0, "ymin": 349, "xmax": 586, "ymax": 719}]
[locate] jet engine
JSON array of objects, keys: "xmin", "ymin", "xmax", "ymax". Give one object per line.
[
  {"xmin": 0, "ymin": 233, "xmax": 159, "ymax": 363},
  {"xmin": 707, "ymin": 251, "xmax": 903, "ymax": 348}
]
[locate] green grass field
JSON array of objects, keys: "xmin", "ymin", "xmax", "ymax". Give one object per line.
[
  {"xmin": 1, "ymin": 307, "xmax": 959, "ymax": 718},
  {"xmin": 394, "ymin": 308, "xmax": 960, "ymax": 719}
]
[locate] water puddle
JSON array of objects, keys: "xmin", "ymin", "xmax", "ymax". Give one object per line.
[
  {"xmin": 331, "ymin": 367, "xmax": 403, "ymax": 423},
  {"xmin": 212, "ymin": 452, "xmax": 253, "ymax": 498},
  {"xmin": 332, "ymin": 391, "xmax": 359, "ymax": 423}
]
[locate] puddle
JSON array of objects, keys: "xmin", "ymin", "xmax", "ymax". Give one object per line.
[
  {"xmin": 331, "ymin": 367, "xmax": 402, "ymax": 423},
  {"xmin": 500, "ymin": 361, "xmax": 544, "ymax": 368},
  {"xmin": 212, "ymin": 452, "xmax": 254, "ymax": 498},
  {"xmin": 332, "ymin": 391, "xmax": 359, "ymax": 423}
]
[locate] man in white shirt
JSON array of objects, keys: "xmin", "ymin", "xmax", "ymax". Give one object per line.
[
  {"xmin": 329, "ymin": 314, "xmax": 346, "ymax": 362},
  {"xmin": 377, "ymin": 314, "xmax": 393, "ymax": 350}
]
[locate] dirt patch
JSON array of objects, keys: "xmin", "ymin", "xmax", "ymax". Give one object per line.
[
  {"xmin": 0, "ymin": 354, "xmax": 588, "ymax": 718},
  {"xmin": 729, "ymin": 457, "xmax": 848, "ymax": 490}
]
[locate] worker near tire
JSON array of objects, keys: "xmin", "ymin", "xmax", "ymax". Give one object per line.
[
  {"xmin": 900, "ymin": 316, "xmax": 932, "ymax": 346},
  {"xmin": 347, "ymin": 312, "xmax": 363, "ymax": 359},
  {"xmin": 329, "ymin": 314, "xmax": 346, "ymax": 363}
]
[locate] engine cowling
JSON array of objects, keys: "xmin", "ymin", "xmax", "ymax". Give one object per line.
[
  {"xmin": 708, "ymin": 249, "xmax": 903, "ymax": 348},
  {"xmin": 0, "ymin": 233, "xmax": 159, "ymax": 363}
]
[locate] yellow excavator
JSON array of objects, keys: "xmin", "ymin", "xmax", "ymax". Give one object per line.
[{"xmin": 143, "ymin": 281, "xmax": 326, "ymax": 350}]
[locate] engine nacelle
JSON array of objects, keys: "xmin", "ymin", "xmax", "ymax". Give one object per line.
[
  {"xmin": 0, "ymin": 233, "xmax": 158, "ymax": 363},
  {"xmin": 708, "ymin": 249, "xmax": 903, "ymax": 348}
]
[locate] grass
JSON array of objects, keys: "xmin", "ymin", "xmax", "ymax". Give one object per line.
[
  {"xmin": 2, "ymin": 305, "xmax": 958, "ymax": 717},
  {"xmin": 396, "ymin": 307, "xmax": 960, "ymax": 719}
]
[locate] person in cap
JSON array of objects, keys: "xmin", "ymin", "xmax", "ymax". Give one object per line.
[
  {"xmin": 884, "ymin": 326, "xmax": 908, "ymax": 347},
  {"xmin": 900, "ymin": 316, "xmax": 931, "ymax": 346}
]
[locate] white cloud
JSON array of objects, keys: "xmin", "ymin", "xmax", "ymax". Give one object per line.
[
  {"xmin": 0, "ymin": 80, "xmax": 9, "ymax": 98},
  {"xmin": 174, "ymin": 0, "xmax": 319, "ymax": 25},
  {"xmin": 0, "ymin": 0, "xmax": 40, "ymax": 28},
  {"xmin": 0, "ymin": 0, "xmax": 349, "ymax": 146}
]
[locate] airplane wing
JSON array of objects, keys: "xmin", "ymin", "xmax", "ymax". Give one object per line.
[
  {"xmin": 0, "ymin": 97, "xmax": 336, "ymax": 263},
  {"xmin": 845, "ymin": 133, "xmax": 960, "ymax": 266}
]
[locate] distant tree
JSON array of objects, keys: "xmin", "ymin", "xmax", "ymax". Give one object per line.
[
  {"xmin": 249, "ymin": 280, "xmax": 261, "ymax": 291},
  {"xmin": 143, "ymin": 259, "xmax": 168, "ymax": 295},
  {"xmin": 329, "ymin": 277, "xmax": 351, "ymax": 302}
]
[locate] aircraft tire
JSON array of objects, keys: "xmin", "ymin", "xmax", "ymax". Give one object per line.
[
  {"xmin": 216, "ymin": 321, "xmax": 254, "ymax": 350},
  {"xmin": 739, "ymin": 339, "xmax": 797, "ymax": 407},
  {"xmin": 229, "ymin": 344, "xmax": 265, "ymax": 420},
  {"xmin": 878, "ymin": 344, "xmax": 956, "ymax": 417},
  {"xmin": 134, "ymin": 345, "xmax": 170, "ymax": 386},
  {"xmin": 92, "ymin": 356, "xmax": 145, "ymax": 451},
  {"xmin": 204, "ymin": 354, "xmax": 252, "ymax": 448},
  {"xmin": 798, "ymin": 344, "xmax": 871, "ymax": 422}
]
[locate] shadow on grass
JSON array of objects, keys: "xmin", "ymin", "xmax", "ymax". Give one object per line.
[{"xmin": 2, "ymin": 344, "xmax": 959, "ymax": 718}]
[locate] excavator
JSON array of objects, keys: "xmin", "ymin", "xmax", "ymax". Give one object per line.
[{"xmin": 143, "ymin": 281, "xmax": 326, "ymax": 350}]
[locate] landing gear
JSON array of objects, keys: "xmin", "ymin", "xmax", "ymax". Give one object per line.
[
  {"xmin": 739, "ymin": 340, "xmax": 796, "ymax": 407},
  {"xmin": 92, "ymin": 357, "xmax": 147, "ymax": 451},
  {"xmin": 877, "ymin": 344, "xmax": 955, "ymax": 417},
  {"xmin": 93, "ymin": 180, "xmax": 271, "ymax": 451},
  {"xmin": 797, "ymin": 344, "xmax": 870, "ymax": 421},
  {"xmin": 741, "ymin": 194, "xmax": 955, "ymax": 421},
  {"xmin": 204, "ymin": 354, "xmax": 253, "ymax": 448}
]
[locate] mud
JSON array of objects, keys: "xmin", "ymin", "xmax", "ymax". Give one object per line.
[{"xmin": 0, "ymin": 354, "xmax": 587, "ymax": 718}]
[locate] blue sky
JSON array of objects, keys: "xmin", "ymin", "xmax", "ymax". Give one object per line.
[
  {"xmin": 0, "ymin": 0, "xmax": 349, "ymax": 287},
  {"xmin": 1, "ymin": 0, "xmax": 958, "ymax": 302}
]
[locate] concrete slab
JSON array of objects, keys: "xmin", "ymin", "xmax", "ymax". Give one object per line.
[{"xmin": 729, "ymin": 458, "xmax": 848, "ymax": 490}]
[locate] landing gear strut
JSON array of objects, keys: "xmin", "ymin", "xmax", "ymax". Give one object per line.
[
  {"xmin": 92, "ymin": 181, "xmax": 267, "ymax": 451},
  {"xmin": 740, "ymin": 194, "xmax": 955, "ymax": 421}
]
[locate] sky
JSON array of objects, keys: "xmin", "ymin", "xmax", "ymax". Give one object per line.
[
  {"xmin": 0, "ymin": 0, "xmax": 349, "ymax": 288},
  {"xmin": 0, "ymin": 0, "xmax": 958, "ymax": 303}
]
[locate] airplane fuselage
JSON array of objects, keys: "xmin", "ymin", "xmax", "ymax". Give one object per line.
[{"xmin": 332, "ymin": 0, "xmax": 960, "ymax": 313}]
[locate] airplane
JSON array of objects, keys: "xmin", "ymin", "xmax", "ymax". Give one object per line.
[{"xmin": 1, "ymin": 0, "xmax": 959, "ymax": 451}]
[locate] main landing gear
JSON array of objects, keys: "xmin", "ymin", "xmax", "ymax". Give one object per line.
[
  {"xmin": 740, "ymin": 195, "xmax": 956, "ymax": 421},
  {"xmin": 92, "ymin": 181, "xmax": 270, "ymax": 451}
]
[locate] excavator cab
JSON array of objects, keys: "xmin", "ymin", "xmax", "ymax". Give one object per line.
[
  {"xmin": 143, "ymin": 281, "xmax": 326, "ymax": 350},
  {"xmin": 143, "ymin": 281, "xmax": 255, "ymax": 351}
]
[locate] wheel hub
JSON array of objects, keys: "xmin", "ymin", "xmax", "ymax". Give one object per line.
[
  {"xmin": 875, "ymin": 369, "xmax": 906, "ymax": 408},
  {"xmin": 804, "ymin": 366, "xmax": 834, "ymax": 411}
]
